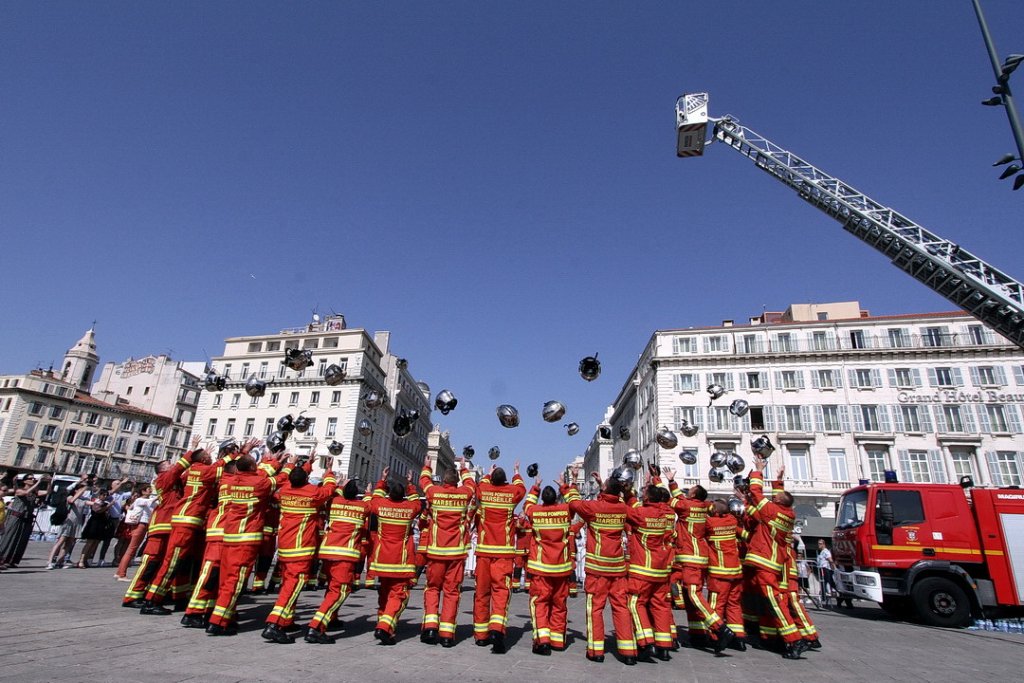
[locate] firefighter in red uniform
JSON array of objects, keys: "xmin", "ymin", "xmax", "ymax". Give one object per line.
[
  {"xmin": 523, "ymin": 476, "xmax": 573, "ymax": 655},
  {"xmin": 418, "ymin": 459, "xmax": 476, "ymax": 647},
  {"xmin": 785, "ymin": 547, "xmax": 821, "ymax": 649},
  {"xmin": 562, "ymin": 467, "xmax": 638, "ymax": 665},
  {"xmin": 472, "ymin": 461, "xmax": 526, "ymax": 653},
  {"xmin": 306, "ymin": 478, "xmax": 371, "ymax": 642},
  {"xmin": 624, "ymin": 480, "xmax": 676, "ymax": 662},
  {"xmin": 252, "ymin": 495, "xmax": 281, "ymax": 593},
  {"xmin": 121, "ymin": 444, "xmax": 190, "ymax": 608},
  {"xmin": 704, "ymin": 498, "xmax": 746, "ymax": 650},
  {"xmin": 740, "ymin": 455, "xmax": 809, "ymax": 659},
  {"xmin": 141, "ymin": 438, "xmax": 250, "ymax": 615},
  {"xmin": 367, "ymin": 467, "xmax": 422, "ymax": 645},
  {"xmin": 206, "ymin": 452, "xmax": 289, "ymax": 635},
  {"xmin": 261, "ymin": 455, "xmax": 337, "ymax": 644},
  {"xmin": 663, "ymin": 468, "xmax": 733, "ymax": 651},
  {"xmin": 180, "ymin": 458, "xmax": 236, "ymax": 627}
]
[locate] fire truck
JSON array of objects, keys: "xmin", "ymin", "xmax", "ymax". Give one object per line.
[{"xmin": 832, "ymin": 480, "xmax": 1024, "ymax": 627}]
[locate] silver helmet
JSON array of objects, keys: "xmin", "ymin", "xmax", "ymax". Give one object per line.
[
  {"xmin": 708, "ymin": 467, "xmax": 726, "ymax": 483},
  {"xmin": 357, "ymin": 418, "xmax": 372, "ymax": 437},
  {"xmin": 285, "ymin": 348, "xmax": 313, "ymax": 372},
  {"xmin": 362, "ymin": 389, "xmax": 385, "ymax": 410},
  {"xmin": 655, "ymin": 426, "xmax": 678, "ymax": 449},
  {"xmin": 327, "ymin": 440, "xmax": 345, "ymax": 456},
  {"xmin": 267, "ymin": 431, "xmax": 288, "ymax": 453},
  {"xmin": 578, "ymin": 354, "xmax": 601, "ymax": 382},
  {"xmin": 707, "ymin": 383, "xmax": 726, "ymax": 401},
  {"xmin": 542, "ymin": 400, "xmax": 566, "ymax": 423},
  {"xmin": 751, "ymin": 435, "xmax": 776, "ymax": 458},
  {"xmin": 277, "ymin": 414, "xmax": 295, "ymax": 433},
  {"xmin": 729, "ymin": 399, "xmax": 750, "ymax": 417},
  {"xmin": 324, "ymin": 364, "xmax": 347, "ymax": 386},
  {"xmin": 434, "ymin": 390, "xmax": 458, "ymax": 415},
  {"xmin": 565, "ymin": 422, "xmax": 580, "ymax": 436},
  {"xmin": 611, "ymin": 466, "xmax": 634, "ymax": 485},
  {"xmin": 294, "ymin": 414, "xmax": 311, "ymax": 433},
  {"xmin": 203, "ymin": 373, "xmax": 226, "ymax": 392},
  {"xmin": 725, "ymin": 453, "xmax": 746, "ymax": 474},
  {"xmin": 727, "ymin": 497, "xmax": 746, "ymax": 517},
  {"xmin": 245, "ymin": 376, "xmax": 270, "ymax": 398},
  {"xmin": 710, "ymin": 451, "xmax": 729, "ymax": 468},
  {"xmin": 618, "ymin": 426, "xmax": 631, "ymax": 440},
  {"xmin": 218, "ymin": 438, "xmax": 239, "ymax": 455},
  {"xmin": 623, "ymin": 449, "xmax": 642, "ymax": 470},
  {"xmin": 463, "ymin": 445, "xmax": 475, "ymax": 460},
  {"xmin": 488, "ymin": 446, "xmax": 501, "ymax": 461},
  {"xmin": 496, "ymin": 404, "xmax": 520, "ymax": 428},
  {"xmin": 678, "ymin": 450, "xmax": 698, "ymax": 466},
  {"xmin": 680, "ymin": 421, "xmax": 700, "ymax": 438}
]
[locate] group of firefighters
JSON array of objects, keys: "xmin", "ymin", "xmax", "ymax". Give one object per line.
[{"xmin": 119, "ymin": 435, "xmax": 821, "ymax": 662}]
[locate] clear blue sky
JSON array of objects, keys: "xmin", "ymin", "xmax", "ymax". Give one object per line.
[{"xmin": 2, "ymin": 1, "xmax": 1023, "ymax": 476}]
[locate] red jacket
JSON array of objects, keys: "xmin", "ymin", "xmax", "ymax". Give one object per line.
[
  {"xmin": 418, "ymin": 464, "xmax": 476, "ymax": 559},
  {"xmin": 742, "ymin": 470, "xmax": 795, "ymax": 574},
  {"xmin": 523, "ymin": 486, "xmax": 573, "ymax": 576},
  {"xmin": 172, "ymin": 452, "xmax": 237, "ymax": 528},
  {"xmin": 367, "ymin": 481, "xmax": 423, "ymax": 577},
  {"xmin": 319, "ymin": 495, "xmax": 371, "ymax": 562},
  {"xmin": 275, "ymin": 475, "xmax": 337, "ymax": 561},
  {"xmin": 704, "ymin": 513, "xmax": 741, "ymax": 578},
  {"xmin": 220, "ymin": 469, "xmax": 279, "ymax": 545},
  {"xmin": 474, "ymin": 473, "xmax": 526, "ymax": 558},
  {"xmin": 563, "ymin": 487, "xmax": 628, "ymax": 577},
  {"xmin": 625, "ymin": 499, "xmax": 675, "ymax": 581},
  {"xmin": 667, "ymin": 480, "xmax": 710, "ymax": 567},
  {"xmin": 149, "ymin": 455, "xmax": 188, "ymax": 535}
]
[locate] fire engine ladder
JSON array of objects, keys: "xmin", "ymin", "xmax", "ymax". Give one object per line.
[{"xmin": 711, "ymin": 116, "xmax": 1024, "ymax": 350}]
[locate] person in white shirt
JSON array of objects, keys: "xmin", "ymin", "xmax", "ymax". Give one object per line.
[
  {"xmin": 817, "ymin": 538, "xmax": 835, "ymax": 601},
  {"xmin": 115, "ymin": 484, "xmax": 156, "ymax": 580}
]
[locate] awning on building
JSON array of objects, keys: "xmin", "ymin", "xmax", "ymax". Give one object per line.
[{"xmin": 796, "ymin": 516, "xmax": 836, "ymax": 539}]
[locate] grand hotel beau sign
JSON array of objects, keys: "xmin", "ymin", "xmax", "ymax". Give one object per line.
[
  {"xmin": 897, "ymin": 390, "xmax": 1024, "ymax": 404},
  {"xmin": 116, "ymin": 356, "xmax": 157, "ymax": 380}
]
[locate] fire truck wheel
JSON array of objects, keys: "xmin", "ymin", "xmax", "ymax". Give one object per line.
[{"xmin": 910, "ymin": 577, "xmax": 971, "ymax": 628}]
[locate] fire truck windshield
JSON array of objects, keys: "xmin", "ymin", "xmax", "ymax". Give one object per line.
[{"xmin": 836, "ymin": 490, "xmax": 868, "ymax": 529}]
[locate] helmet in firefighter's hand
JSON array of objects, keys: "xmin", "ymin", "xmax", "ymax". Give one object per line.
[
  {"xmin": 542, "ymin": 400, "xmax": 566, "ymax": 423},
  {"xmin": 496, "ymin": 404, "xmax": 520, "ymax": 429},
  {"xmin": 611, "ymin": 466, "xmax": 634, "ymax": 486},
  {"xmin": 324, "ymin": 364, "xmax": 347, "ymax": 386},
  {"xmin": 655, "ymin": 426, "xmax": 678, "ymax": 449},
  {"xmin": 710, "ymin": 451, "xmax": 729, "ymax": 469},
  {"xmin": 218, "ymin": 438, "xmax": 239, "ymax": 455},
  {"xmin": 728, "ymin": 497, "xmax": 745, "ymax": 517},
  {"xmin": 578, "ymin": 354, "xmax": 601, "ymax": 382},
  {"xmin": 434, "ymin": 390, "xmax": 458, "ymax": 415},
  {"xmin": 565, "ymin": 422, "xmax": 580, "ymax": 436}
]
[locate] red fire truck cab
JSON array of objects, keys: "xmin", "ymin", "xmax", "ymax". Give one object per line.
[{"xmin": 832, "ymin": 481, "xmax": 1024, "ymax": 627}]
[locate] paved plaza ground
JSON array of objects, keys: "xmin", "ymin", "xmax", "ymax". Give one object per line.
[{"xmin": 1, "ymin": 541, "xmax": 1021, "ymax": 683}]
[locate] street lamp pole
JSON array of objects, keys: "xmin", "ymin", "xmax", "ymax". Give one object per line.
[{"xmin": 972, "ymin": 0, "xmax": 1024, "ymax": 189}]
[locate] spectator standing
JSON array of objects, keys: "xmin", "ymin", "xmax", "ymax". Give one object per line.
[
  {"xmin": 76, "ymin": 489, "xmax": 112, "ymax": 568},
  {"xmin": 115, "ymin": 484, "xmax": 156, "ymax": 579},
  {"xmin": 816, "ymin": 539, "xmax": 835, "ymax": 602},
  {"xmin": 0, "ymin": 472, "xmax": 53, "ymax": 569},
  {"xmin": 47, "ymin": 475, "xmax": 90, "ymax": 569}
]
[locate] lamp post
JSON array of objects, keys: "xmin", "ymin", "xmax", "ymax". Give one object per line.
[{"xmin": 973, "ymin": 0, "xmax": 1024, "ymax": 190}]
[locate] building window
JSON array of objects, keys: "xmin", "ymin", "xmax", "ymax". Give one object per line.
[
  {"xmin": 302, "ymin": 338, "xmax": 319, "ymax": 350},
  {"xmin": 304, "ymin": 418, "xmax": 316, "ymax": 436},
  {"xmin": 114, "ymin": 437, "xmax": 127, "ymax": 454},
  {"xmin": 674, "ymin": 406, "xmax": 700, "ymax": 430},
  {"xmin": 213, "ymin": 394, "xmax": 222, "ymax": 408},
  {"xmin": 278, "ymin": 362, "xmax": 288, "ymax": 379},
  {"xmin": 310, "ymin": 391, "xmax": 320, "ymax": 406},
  {"xmin": 784, "ymin": 406, "xmax": 804, "ymax": 431},
  {"xmin": 326, "ymin": 417, "xmax": 338, "ymax": 437},
  {"xmin": 41, "ymin": 424, "xmax": 59, "ymax": 442},
  {"xmin": 134, "ymin": 440, "xmax": 146, "ymax": 455},
  {"xmin": 230, "ymin": 393, "xmax": 241, "ymax": 408},
  {"xmin": 950, "ymin": 449, "xmax": 976, "ymax": 481},
  {"xmin": 813, "ymin": 369, "xmax": 839, "ymax": 390},
  {"xmin": 318, "ymin": 359, "xmax": 328, "ymax": 377},
  {"xmin": 673, "ymin": 337, "xmax": 696, "ymax": 354},
  {"xmin": 821, "ymin": 405, "xmax": 842, "ymax": 432},
  {"xmin": 708, "ymin": 372, "xmax": 733, "ymax": 390},
  {"xmin": 901, "ymin": 406, "xmax": 922, "ymax": 432},
  {"xmin": 943, "ymin": 405, "xmax": 966, "ymax": 432},
  {"xmin": 14, "ymin": 445, "xmax": 30, "ymax": 466},
  {"xmin": 240, "ymin": 363, "xmax": 250, "ymax": 379},
  {"xmin": 749, "ymin": 406, "xmax": 765, "ymax": 431},
  {"xmin": 269, "ymin": 392, "xmax": 279, "ymax": 407},
  {"xmin": 289, "ymin": 392, "xmax": 299, "ymax": 406},
  {"xmin": 223, "ymin": 364, "xmax": 232, "ymax": 379},
  {"xmin": 330, "ymin": 390, "xmax": 341, "ymax": 406},
  {"xmin": 931, "ymin": 366, "xmax": 961, "ymax": 387},
  {"xmin": 988, "ymin": 452, "xmax": 1023, "ymax": 486},
  {"xmin": 247, "ymin": 342, "xmax": 263, "ymax": 353},
  {"xmin": 266, "ymin": 341, "xmax": 281, "ymax": 352},
  {"xmin": 828, "ymin": 449, "xmax": 849, "ymax": 482},
  {"xmin": 703, "ymin": 335, "xmax": 727, "ymax": 353},
  {"xmin": 28, "ymin": 402, "xmax": 44, "ymax": 416},
  {"xmin": 64, "ymin": 429, "xmax": 78, "ymax": 445},
  {"xmin": 206, "ymin": 419, "xmax": 217, "ymax": 437},
  {"xmin": 22, "ymin": 420, "xmax": 37, "ymax": 438},
  {"xmin": 922, "ymin": 326, "xmax": 949, "ymax": 347},
  {"xmin": 971, "ymin": 365, "xmax": 1004, "ymax": 387},
  {"xmin": 852, "ymin": 368, "xmax": 877, "ymax": 388},
  {"xmin": 674, "ymin": 373, "xmax": 698, "ymax": 392},
  {"xmin": 259, "ymin": 361, "xmax": 269, "ymax": 379},
  {"xmin": 778, "ymin": 370, "xmax": 802, "ymax": 390},
  {"xmin": 967, "ymin": 325, "xmax": 990, "ymax": 345},
  {"xmin": 986, "ymin": 405, "xmax": 1010, "ymax": 433},
  {"xmin": 264, "ymin": 418, "xmax": 275, "ymax": 436},
  {"xmin": 861, "ymin": 405, "xmax": 880, "ymax": 431},
  {"xmin": 811, "ymin": 331, "xmax": 831, "ymax": 351},
  {"xmin": 744, "ymin": 372, "xmax": 763, "ymax": 390},
  {"xmin": 49, "ymin": 405, "xmax": 65, "ymax": 419},
  {"xmin": 775, "ymin": 333, "xmax": 794, "ymax": 352},
  {"xmin": 788, "ymin": 446, "xmax": 811, "ymax": 480},
  {"xmin": 323, "ymin": 337, "xmax": 339, "ymax": 349},
  {"xmin": 249, "ymin": 395, "xmax": 259, "ymax": 407},
  {"xmin": 888, "ymin": 328, "xmax": 909, "ymax": 348},
  {"xmin": 95, "ymin": 435, "xmax": 109, "ymax": 451},
  {"xmin": 867, "ymin": 448, "xmax": 889, "ymax": 481},
  {"xmin": 741, "ymin": 335, "xmax": 763, "ymax": 354},
  {"xmin": 225, "ymin": 419, "xmax": 235, "ymax": 437},
  {"xmin": 890, "ymin": 368, "xmax": 917, "ymax": 388},
  {"xmin": 849, "ymin": 330, "xmax": 866, "ymax": 349},
  {"xmin": 899, "ymin": 449, "xmax": 946, "ymax": 484},
  {"xmin": 244, "ymin": 418, "xmax": 255, "ymax": 437}
]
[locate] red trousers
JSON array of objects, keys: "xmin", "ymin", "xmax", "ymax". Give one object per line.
[
  {"xmin": 185, "ymin": 541, "xmax": 222, "ymax": 616},
  {"xmin": 473, "ymin": 555, "xmax": 513, "ymax": 638},
  {"xmin": 267, "ymin": 558, "xmax": 313, "ymax": 628},
  {"xmin": 679, "ymin": 564, "xmax": 723, "ymax": 635},
  {"xmin": 209, "ymin": 543, "xmax": 259, "ymax": 628},
  {"xmin": 376, "ymin": 575, "xmax": 412, "ymax": 635},
  {"xmin": 115, "ymin": 522, "xmax": 149, "ymax": 579},
  {"xmin": 252, "ymin": 532, "xmax": 277, "ymax": 590},
  {"xmin": 584, "ymin": 573, "xmax": 637, "ymax": 657},
  {"xmin": 309, "ymin": 559, "xmax": 357, "ymax": 632},
  {"xmin": 528, "ymin": 574, "xmax": 569, "ymax": 647},
  {"xmin": 144, "ymin": 525, "xmax": 203, "ymax": 604},
  {"xmin": 787, "ymin": 587, "xmax": 818, "ymax": 639},
  {"xmin": 422, "ymin": 557, "xmax": 465, "ymax": 638},
  {"xmin": 750, "ymin": 569, "xmax": 801, "ymax": 644},
  {"xmin": 706, "ymin": 573, "xmax": 745, "ymax": 637},
  {"xmin": 123, "ymin": 533, "xmax": 168, "ymax": 604},
  {"xmin": 627, "ymin": 576, "xmax": 674, "ymax": 648}
]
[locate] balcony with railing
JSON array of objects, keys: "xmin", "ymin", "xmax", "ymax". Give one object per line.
[{"xmin": 729, "ymin": 331, "xmax": 1006, "ymax": 355}]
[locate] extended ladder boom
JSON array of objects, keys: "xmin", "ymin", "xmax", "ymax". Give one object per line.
[{"xmin": 677, "ymin": 91, "xmax": 1024, "ymax": 349}]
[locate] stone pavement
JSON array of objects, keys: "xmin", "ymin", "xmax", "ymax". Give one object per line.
[{"xmin": 1, "ymin": 542, "xmax": 1021, "ymax": 683}]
